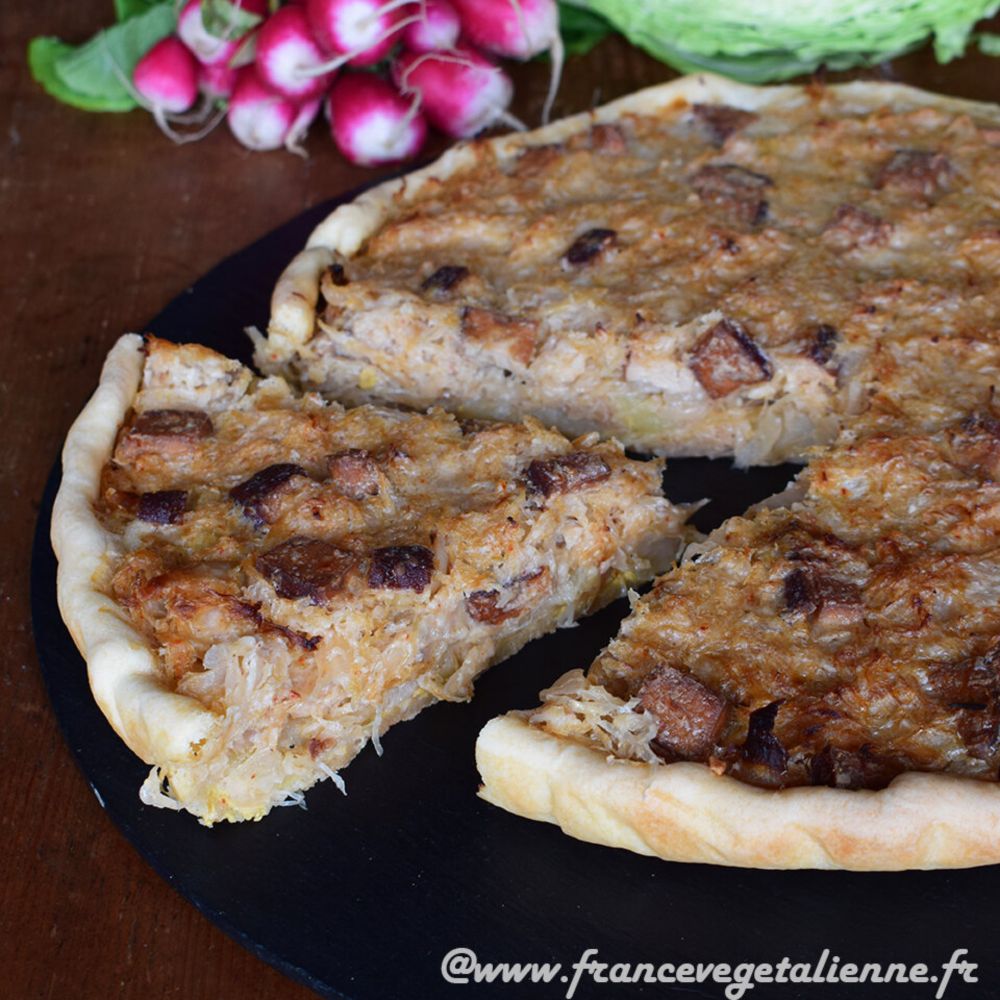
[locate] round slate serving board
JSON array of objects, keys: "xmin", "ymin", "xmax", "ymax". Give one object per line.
[{"xmin": 31, "ymin": 191, "xmax": 998, "ymax": 1000}]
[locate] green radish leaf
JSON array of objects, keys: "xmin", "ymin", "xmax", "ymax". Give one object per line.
[
  {"xmin": 558, "ymin": 3, "xmax": 614, "ymax": 56},
  {"xmin": 28, "ymin": 4, "xmax": 176, "ymax": 112},
  {"xmin": 114, "ymin": 0, "xmax": 169, "ymax": 21},
  {"xmin": 228, "ymin": 29, "xmax": 258, "ymax": 68},
  {"xmin": 27, "ymin": 38, "xmax": 112, "ymax": 110},
  {"xmin": 201, "ymin": 0, "xmax": 264, "ymax": 41}
]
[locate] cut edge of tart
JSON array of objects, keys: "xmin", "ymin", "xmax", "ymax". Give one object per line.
[
  {"xmin": 52, "ymin": 335, "xmax": 685, "ymax": 824},
  {"xmin": 477, "ymin": 415, "xmax": 1000, "ymax": 870}
]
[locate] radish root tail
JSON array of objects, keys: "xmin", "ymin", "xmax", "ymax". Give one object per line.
[{"xmin": 542, "ymin": 28, "xmax": 563, "ymax": 125}]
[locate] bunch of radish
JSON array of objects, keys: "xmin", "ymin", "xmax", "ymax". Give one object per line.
[{"xmin": 130, "ymin": 0, "xmax": 563, "ymax": 165}]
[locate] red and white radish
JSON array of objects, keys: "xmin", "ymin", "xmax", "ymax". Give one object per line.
[
  {"xmin": 199, "ymin": 61, "xmax": 238, "ymax": 101},
  {"xmin": 131, "ymin": 36, "xmax": 227, "ymax": 144},
  {"xmin": 255, "ymin": 6, "xmax": 333, "ymax": 102},
  {"xmin": 393, "ymin": 46, "xmax": 516, "ymax": 138},
  {"xmin": 228, "ymin": 66, "xmax": 319, "ymax": 152},
  {"xmin": 305, "ymin": 0, "xmax": 412, "ymax": 69},
  {"xmin": 133, "ymin": 36, "xmax": 200, "ymax": 115},
  {"xmin": 179, "ymin": 0, "xmax": 232, "ymax": 65},
  {"xmin": 450, "ymin": 0, "xmax": 562, "ymax": 121},
  {"xmin": 452, "ymin": 0, "xmax": 555, "ymax": 59},
  {"xmin": 401, "ymin": 0, "xmax": 460, "ymax": 54},
  {"xmin": 327, "ymin": 72, "xmax": 427, "ymax": 165},
  {"xmin": 177, "ymin": 0, "xmax": 266, "ymax": 66}
]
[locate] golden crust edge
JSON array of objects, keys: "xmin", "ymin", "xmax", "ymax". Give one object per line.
[
  {"xmin": 265, "ymin": 71, "xmax": 1000, "ymax": 352},
  {"xmin": 475, "ymin": 711, "xmax": 1000, "ymax": 871},
  {"xmin": 50, "ymin": 334, "xmax": 219, "ymax": 767}
]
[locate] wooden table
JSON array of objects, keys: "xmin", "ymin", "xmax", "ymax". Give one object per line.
[{"xmin": 3, "ymin": 3, "xmax": 999, "ymax": 996}]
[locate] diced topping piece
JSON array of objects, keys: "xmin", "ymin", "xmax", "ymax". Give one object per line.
[
  {"xmin": 465, "ymin": 589, "xmax": 521, "ymax": 624},
  {"xmin": 421, "ymin": 265, "xmax": 470, "ymax": 295},
  {"xmin": 230, "ymin": 463, "xmax": 308, "ymax": 525},
  {"xmin": 326, "ymin": 449, "xmax": 380, "ymax": 499},
  {"xmin": 137, "ymin": 490, "xmax": 187, "ymax": 525},
  {"xmin": 256, "ymin": 537, "xmax": 355, "ymax": 603},
  {"xmin": 525, "ymin": 452, "xmax": 611, "ymax": 497},
  {"xmin": 639, "ymin": 666, "xmax": 728, "ymax": 759},
  {"xmin": 741, "ymin": 701, "xmax": 788, "ymax": 773},
  {"xmin": 130, "ymin": 409, "xmax": 214, "ymax": 439},
  {"xmin": 460, "ymin": 307, "xmax": 537, "ymax": 367},
  {"xmin": 782, "ymin": 568, "xmax": 813, "ymax": 611},
  {"xmin": 691, "ymin": 103, "xmax": 758, "ymax": 146},
  {"xmin": 689, "ymin": 318, "xmax": 773, "ymax": 398},
  {"xmin": 822, "ymin": 203, "xmax": 892, "ymax": 251},
  {"xmin": 930, "ymin": 643, "xmax": 1000, "ymax": 760},
  {"xmin": 951, "ymin": 412, "xmax": 1000, "ymax": 479},
  {"xmin": 466, "ymin": 570, "xmax": 545, "ymax": 625},
  {"xmin": 960, "ymin": 714, "xmax": 1000, "ymax": 763},
  {"xmin": 783, "ymin": 567, "xmax": 862, "ymax": 617},
  {"xmin": 958, "ymin": 412, "xmax": 1000, "ymax": 438},
  {"xmin": 690, "ymin": 163, "xmax": 772, "ymax": 226},
  {"xmin": 116, "ymin": 409, "xmax": 216, "ymax": 465},
  {"xmin": 806, "ymin": 324, "xmax": 839, "ymax": 366},
  {"xmin": 563, "ymin": 228, "xmax": 617, "ymax": 266},
  {"xmin": 368, "ymin": 545, "xmax": 434, "ymax": 592},
  {"xmin": 809, "ymin": 744, "xmax": 900, "ymax": 790},
  {"xmin": 874, "ymin": 149, "xmax": 951, "ymax": 201}
]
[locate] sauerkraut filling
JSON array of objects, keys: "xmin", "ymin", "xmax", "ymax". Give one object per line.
[
  {"xmin": 96, "ymin": 339, "xmax": 686, "ymax": 822},
  {"xmin": 264, "ymin": 84, "xmax": 1000, "ymax": 465},
  {"xmin": 531, "ymin": 415, "xmax": 1000, "ymax": 790}
]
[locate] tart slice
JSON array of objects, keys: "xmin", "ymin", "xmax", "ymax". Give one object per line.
[
  {"xmin": 477, "ymin": 415, "xmax": 1000, "ymax": 869},
  {"xmin": 53, "ymin": 335, "xmax": 685, "ymax": 824}
]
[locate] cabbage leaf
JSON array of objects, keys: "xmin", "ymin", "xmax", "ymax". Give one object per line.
[{"xmin": 561, "ymin": 0, "xmax": 1000, "ymax": 81}]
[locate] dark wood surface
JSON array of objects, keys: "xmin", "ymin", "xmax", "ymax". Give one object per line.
[{"xmin": 3, "ymin": 3, "xmax": 999, "ymax": 996}]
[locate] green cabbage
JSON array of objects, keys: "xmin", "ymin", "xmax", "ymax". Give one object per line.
[{"xmin": 561, "ymin": 0, "xmax": 1000, "ymax": 81}]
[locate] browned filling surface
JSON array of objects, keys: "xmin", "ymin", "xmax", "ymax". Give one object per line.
[
  {"xmin": 587, "ymin": 413, "xmax": 1000, "ymax": 789},
  {"xmin": 313, "ymin": 90, "xmax": 1000, "ymax": 428},
  {"xmin": 96, "ymin": 341, "xmax": 672, "ymax": 705}
]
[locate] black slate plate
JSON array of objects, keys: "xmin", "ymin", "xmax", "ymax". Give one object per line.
[{"xmin": 31, "ymin": 191, "xmax": 998, "ymax": 1000}]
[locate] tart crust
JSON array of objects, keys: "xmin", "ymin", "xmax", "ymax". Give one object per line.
[{"xmin": 477, "ymin": 714, "xmax": 1000, "ymax": 871}]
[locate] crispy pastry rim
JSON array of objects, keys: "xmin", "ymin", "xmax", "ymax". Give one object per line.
[
  {"xmin": 477, "ymin": 713, "xmax": 1000, "ymax": 871},
  {"xmin": 52, "ymin": 334, "xmax": 220, "ymax": 767}
]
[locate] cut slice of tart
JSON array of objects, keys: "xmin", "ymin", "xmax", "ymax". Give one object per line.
[
  {"xmin": 260, "ymin": 74, "xmax": 1000, "ymax": 466},
  {"xmin": 52, "ymin": 335, "xmax": 686, "ymax": 824},
  {"xmin": 477, "ymin": 413, "xmax": 1000, "ymax": 869}
]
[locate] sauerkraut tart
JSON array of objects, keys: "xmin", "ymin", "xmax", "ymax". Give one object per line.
[
  {"xmin": 477, "ymin": 416, "xmax": 1000, "ymax": 870},
  {"xmin": 261, "ymin": 74, "xmax": 1000, "ymax": 466},
  {"xmin": 52, "ymin": 335, "xmax": 685, "ymax": 824}
]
